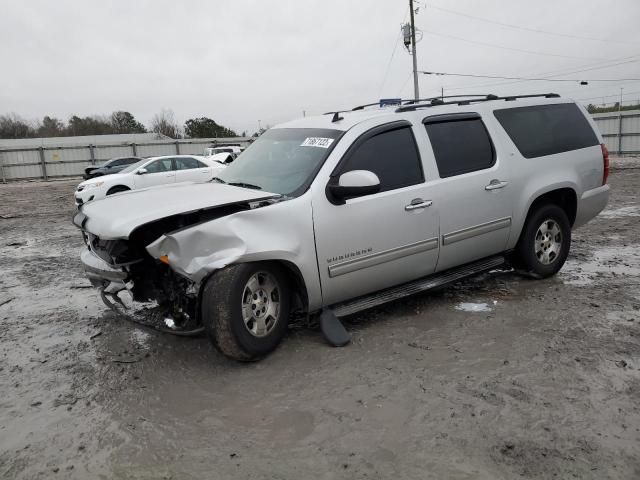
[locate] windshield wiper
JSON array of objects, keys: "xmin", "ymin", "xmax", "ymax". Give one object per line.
[
  {"xmin": 210, "ymin": 177, "xmax": 226, "ymax": 184},
  {"xmin": 228, "ymin": 182, "xmax": 263, "ymax": 190}
]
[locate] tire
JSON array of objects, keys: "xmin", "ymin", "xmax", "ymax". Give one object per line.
[
  {"xmin": 201, "ymin": 263, "xmax": 291, "ymax": 361},
  {"xmin": 106, "ymin": 185, "xmax": 130, "ymax": 196},
  {"xmin": 514, "ymin": 204, "xmax": 571, "ymax": 278}
]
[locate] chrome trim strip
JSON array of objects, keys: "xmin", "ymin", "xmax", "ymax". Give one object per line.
[
  {"xmin": 328, "ymin": 237, "xmax": 439, "ymax": 278},
  {"xmin": 443, "ymin": 217, "xmax": 512, "ymax": 246}
]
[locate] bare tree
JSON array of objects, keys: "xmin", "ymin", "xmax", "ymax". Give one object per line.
[
  {"xmin": 150, "ymin": 109, "xmax": 181, "ymax": 138},
  {"xmin": 0, "ymin": 113, "xmax": 36, "ymax": 138}
]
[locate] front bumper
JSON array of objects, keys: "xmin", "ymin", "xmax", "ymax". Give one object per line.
[
  {"xmin": 74, "ymin": 189, "xmax": 97, "ymax": 206},
  {"xmin": 80, "ymin": 248, "xmax": 128, "ymax": 287}
]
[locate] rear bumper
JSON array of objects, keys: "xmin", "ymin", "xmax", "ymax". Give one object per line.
[
  {"xmin": 80, "ymin": 248, "xmax": 128, "ymax": 287},
  {"xmin": 575, "ymin": 184, "xmax": 610, "ymax": 228}
]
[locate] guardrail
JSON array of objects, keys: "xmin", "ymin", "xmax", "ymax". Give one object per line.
[{"xmin": 0, "ymin": 137, "xmax": 252, "ymax": 182}]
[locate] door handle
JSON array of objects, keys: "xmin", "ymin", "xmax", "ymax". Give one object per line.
[
  {"xmin": 485, "ymin": 179, "xmax": 508, "ymax": 190},
  {"xmin": 405, "ymin": 198, "xmax": 433, "ymax": 211}
]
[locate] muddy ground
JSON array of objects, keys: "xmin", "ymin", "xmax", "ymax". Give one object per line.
[{"xmin": 0, "ymin": 160, "xmax": 639, "ymax": 480}]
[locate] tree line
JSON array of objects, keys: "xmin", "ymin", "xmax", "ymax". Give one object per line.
[
  {"xmin": 586, "ymin": 102, "xmax": 640, "ymax": 114},
  {"xmin": 0, "ymin": 109, "xmax": 242, "ymax": 140}
]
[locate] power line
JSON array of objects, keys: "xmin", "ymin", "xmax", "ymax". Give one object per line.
[
  {"xmin": 378, "ymin": 6, "xmax": 409, "ymax": 97},
  {"xmin": 378, "ymin": 29, "xmax": 403, "ymax": 96},
  {"xmin": 422, "ymin": 29, "xmax": 607, "ymax": 61},
  {"xmin": 427, "ymin": 4, "xmax": 640, "ymax": 46},
  {"xmin": 421, "ymin": 70, "xmax": 640, "ymax": 83},
  {"xmin": 576, "ymin": 89, "xmax": 640, "ymax": 101},
  {"xmin": 439, "ymin": 55, "xmax": 640, "ymax": 91}
]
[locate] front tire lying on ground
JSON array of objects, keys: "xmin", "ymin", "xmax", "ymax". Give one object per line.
[
  {"xmin": 202, "ymin": 263, "xmax": 291, "ymax": 361},
  {"xmin": 514, "ymin": 203, "xmax": 571, "ymax": 278}
]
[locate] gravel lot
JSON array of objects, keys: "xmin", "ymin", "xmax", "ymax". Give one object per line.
[{"xmin": 1, "ymin": 160, "xmax": 639, "ymax": 479}]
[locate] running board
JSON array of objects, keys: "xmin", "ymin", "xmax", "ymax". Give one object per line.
[{"xmin": 331, "ymin": 255, "xmax": 505, "ymax": 318}]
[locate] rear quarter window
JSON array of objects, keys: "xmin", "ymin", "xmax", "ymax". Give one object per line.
[{"xmin": 494, "ymin": 103, "xmax": 599, "ymax": 158}]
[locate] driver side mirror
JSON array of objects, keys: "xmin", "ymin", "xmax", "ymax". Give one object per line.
[
  {"xmin": 327, "ymin": 170, "xmax": 380, "ymax": 205},
  {"xmin": 137, "ymin": 168, "xmax": 148, "ymax": 175}
]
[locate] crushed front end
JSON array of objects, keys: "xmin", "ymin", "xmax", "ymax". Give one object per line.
[{"xmin": 78, "ymin": 232, "xmax": 203, "ymax": 335}]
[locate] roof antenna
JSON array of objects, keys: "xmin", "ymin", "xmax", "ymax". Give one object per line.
[{"xmin": 331, "ymin": 112, "xmax": 344, "ymax": 123}]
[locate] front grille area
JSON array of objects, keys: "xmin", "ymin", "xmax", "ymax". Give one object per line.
[{"xmin": 87, "ymin": 234, "xmax": 141, "ymax": 266}]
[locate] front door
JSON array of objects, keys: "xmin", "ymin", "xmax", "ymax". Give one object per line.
[
  {"xmin": 312, "ymin": 122, "xmax": 440, "ymax": 306},
  {"xmin": 421, "ymin": 113, "xmax": 513, "ymax": 271},
  {"xmin": 134, "ymin": 157, "xmax": 176, "ymax": 189}
]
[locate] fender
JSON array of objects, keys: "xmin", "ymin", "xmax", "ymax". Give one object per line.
[
  {"xmin": 146, "ymin": 194, "xmax": 323, "ymax": 311},
  {"xmin": 509, "ymin": 179, "xmax": 579, "ymax": 250}
]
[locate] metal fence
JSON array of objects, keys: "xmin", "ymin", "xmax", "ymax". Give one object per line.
[
  {"xmin": 0, "ymin": 137, "xmax": 252, "ymax": 182},
  {"xmin": 591, "ymin": 109, "xmax": 640, "ymax": 155},
  {"xmin": 2, "ymin": 110, "xmax": 639, "ymax": 182}
]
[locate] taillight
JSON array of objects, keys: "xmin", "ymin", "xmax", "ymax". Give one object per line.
[{"xmin": 601, "ymin": 143, "xmax": 609, "ymax": 185}]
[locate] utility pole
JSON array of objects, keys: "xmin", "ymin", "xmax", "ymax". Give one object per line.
[{"xmin": 409, "ymin": 0, "xmax": 419, "ymax": 101}]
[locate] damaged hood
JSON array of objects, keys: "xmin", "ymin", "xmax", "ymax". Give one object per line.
[{"xmin": 76, "ymin": 182, "xmax": 279, "ymax": 239}]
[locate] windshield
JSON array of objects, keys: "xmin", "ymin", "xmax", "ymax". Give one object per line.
[
  {"xmin": 120, "ymin": 159, "xmax": 147, "ymax": 174},
  {"xmin": 216, "ymin": 128, "xmax": 341, "ymax": 195}
]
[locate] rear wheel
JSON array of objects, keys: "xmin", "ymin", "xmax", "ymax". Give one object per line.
[
  {"xmin": 201, "ymin": 263, "xmax": 291, "ymax": 361},
  {"xmin": 514, "ymin": 204, "xmax": 571, "ymax": 278},
  {"xmin": 106, "ymin": 185, "xmax": 130, "ymax": 196}
]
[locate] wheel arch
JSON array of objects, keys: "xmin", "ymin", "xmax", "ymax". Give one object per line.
[
  {"xmin": 106, "ymin": 184, "xmax": 131, "ymax": 195},
  {"xmin": 514, "ymin": 186, "xmax": 577, "ymax": 247},
  {"xmin": 197, "ymin": 259, "xmax": 310, "ymax": 321}
]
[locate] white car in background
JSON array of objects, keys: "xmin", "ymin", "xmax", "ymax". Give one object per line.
[
  {"xmin": 207, "ymin": 152, "xmax": 237, "ymax": 165},
  {"xmin": 74, "ymin": 155, "xmax": 226, "ymax": 206},
  {"xmin": 204, "ymin": 145, "xmax": 243, "ymax": 156}
]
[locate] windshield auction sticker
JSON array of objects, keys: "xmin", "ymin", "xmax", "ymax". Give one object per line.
[{"xmin": 300, "ymin": 137, "xmax": 335, "ymax": 148}]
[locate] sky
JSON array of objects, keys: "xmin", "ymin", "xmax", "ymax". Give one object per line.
[{"xmin": 1, "ymin": 0, "xmax": 639, "ymax": 135}]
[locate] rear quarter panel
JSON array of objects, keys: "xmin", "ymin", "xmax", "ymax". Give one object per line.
[{"xmin": 484, "ymin": 102, "xmax": 605, "ymax": 249}]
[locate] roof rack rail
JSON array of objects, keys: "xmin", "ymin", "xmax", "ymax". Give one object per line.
[
  {"xmin": 350, "ymin": 95, "xmax": 493, "ymax": 111},
  {"xmin": 395, "ymin": 93, "xmax": 560, "ymax": 112},
  {"xmin": 402, "ymin": 94, "xmax": 492, "ymax": 105}
]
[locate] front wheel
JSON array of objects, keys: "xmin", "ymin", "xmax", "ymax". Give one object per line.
[
  {"xmin": 514, "ymin": 204, "xmax": 571, "ymax": 278},
  {"xmin": 201, "ymin": 263, "xmax": 291, "ymax": 361}
]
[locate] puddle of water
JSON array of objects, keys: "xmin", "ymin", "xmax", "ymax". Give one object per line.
[
  {"xmin": 561, "ymin": 245, "xmax": 640, "ymax": 285},
  {"xmin": 455, "ymin": 302, "xmax": 494, "ymax": 312},
  {"xmin": 599, "ymin": 205, "xmax": 640, "ymax": 219},
  {"xmin": 130, "ymin": 328, "xmax": 152, "ymax": 348}
]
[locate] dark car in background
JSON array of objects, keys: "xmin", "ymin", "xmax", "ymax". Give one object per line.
[{"xmin": 83, "ymin": 156, "xmax": 143, "ymax": 179}]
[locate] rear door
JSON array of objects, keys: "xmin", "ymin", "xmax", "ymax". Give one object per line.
[
  {"xmin": 174, "ymin": 157, "xmax": 213, "ymax": 183},
  {"xmin": 133, "ymin": 157, "xmax": 176, "ymax": 189},
  {"xmin": 421, "ymin": 113, "xmax": 514, "ymax": 271},
  {"xmin": 312, "ymin": 121, "xmax": 440, "ymax": 305}
]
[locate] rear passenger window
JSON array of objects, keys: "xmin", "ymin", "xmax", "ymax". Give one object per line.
[
  {"xmin": 175, "ymin": 157, "xmax": 200, "ymax": 170},
  {"xmin": 424, "ymin": 117, "xmax": 495, "ymax": 178},
  {"xmin": 494, "ymin": 103, "xmax": 598, "ymax": 158},
  {"xmin": 340, "ymin": 126, "xmax": 423, "ymax": 192}
]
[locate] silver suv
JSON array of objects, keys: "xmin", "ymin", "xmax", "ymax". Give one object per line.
[{"xmin": 74, "ymin": 94, "xmax": 610, "ymax": 361}]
